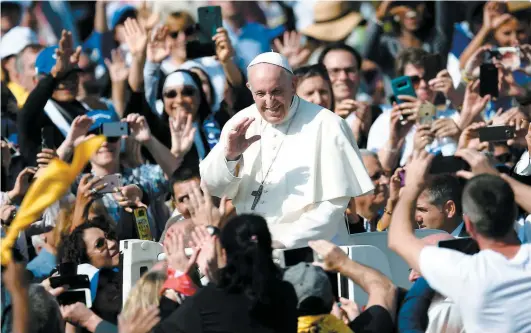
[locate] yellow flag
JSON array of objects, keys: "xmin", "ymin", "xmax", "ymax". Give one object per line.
[{"xmin": 1, "ymin": 136, "xmax": 105, "ymax": 264}]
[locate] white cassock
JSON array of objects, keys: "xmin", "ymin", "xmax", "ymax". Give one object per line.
[{"xmin": 200, "ymin": 95, "xmax": 374, "ymax": 248}]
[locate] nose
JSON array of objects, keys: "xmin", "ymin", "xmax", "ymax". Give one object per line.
[
  {"xmin": 337, "ymin": 70, "xmax": 348, "ymax": 81},
  {"xmin": 379, "ymin": 173, "xmax": 390, "ymax": 186},
  {"xmin": 265, "ymin": 94, "xmax": 275, "ymax": 107},
  {"xmin": 312, "ymin": 92, "xmax": 323, "ymax": 106},
  {"xmin": 509, "ymin": 33, "xmax": 519, "ymax": 46}
]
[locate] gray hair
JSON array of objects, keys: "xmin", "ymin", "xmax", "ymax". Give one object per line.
[{"xmin": 15, "ymin": 44, "xmax": 43, "ymax": 74}]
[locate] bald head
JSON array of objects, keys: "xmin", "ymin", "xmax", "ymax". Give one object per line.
[{"xmin": 247, "ymin": 63, "xmax": 296, "ymax": 125}]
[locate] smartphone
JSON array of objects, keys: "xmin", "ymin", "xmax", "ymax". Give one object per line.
[
  {"xmin": 438, "ymin": 237, "xmax": 479, "ymax": 255},
  {"xmin": 478, "ymin": 125, "xmax": 515, "ymax": 142},
  {"xmin": 197, "ymin": 6, "xmax": 222, "ymax": 43},
  {"xmin": 134, "ymin": 207, "xmax": 153, "ymax": 241},
  {"xmin": 479, "ymin": 63, "xmax": 499, "ymax": 98},
  {"xmin": 423, "ymin": 54, "xmax": 443, "ymax": 82},
  {"xmin": 57, "ymin": 288, "xmax": 92, "ymax": 308},
  {"xmin": 59, "ymin": 262, "xmax": 77, "ymax": 276},
  {"xmin": 90, "ymin": 173, "xmax": 122, "ymax": 194},
  {"xmin": 41, "ymin": 127, "xmax": 55, "ymax": 149},
  {"xmin": 398, "ymin": 170, "xmax": 406, "ymax": 187},
  {"xmin": 391, "ymin": 76, "xmax": 417, "ymax": 103},
  {"xmin": 50, "ymin": 274, "xmax": 90, "ymax": 289},
  {"xmin": 429, "ymin": 155, "xmax": 470, "ymax": 174},
  {"xmin": 102, "ymin": 122, "xmax": 129, "ymax": 138},
  {"xmin": 417, "ymin": 102, "xmax": 436, "ymax": 125},
  {"xmin": 279, "ymin": 247, "xmax": 315, "ymax": 268},
  {"xmin": 185, "ymin": 40, "xmax": 216, "ymax": 59}
]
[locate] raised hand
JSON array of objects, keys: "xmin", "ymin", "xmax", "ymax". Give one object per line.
[
  {"xmin": 455, "ymin": 149, "xmax": 499, "ymax": 179},
  {"xmin": 389, "ymin": 167, "xmax": 403, "ymax": 203},
  {"xmin": 429, "ymin": 69, "xmax": 462, "ymax": 106},
  {"xmin": 404, "ymin": 149, "xmax": 434, "ymax": 190},
  {"xmin": 51, "ymin": 30, "xmax": 82, "ymax": 78},
  {"xmin": 126, "ymin": 114, "xmax": 151, "ymax": 143},
  {"xmin": 413, "ymin": 124, "xmax": 434, "ymax": 152},
  {"xmin": 0, "ymin": 205, "xmax": 17, "ymax": 226},
  {"xmin": 163, "ymin": 231, "xmax": 199, "ymax": 274},
  {"xmin": 482, "ymin": 1, "xmax": 509, "ymax": 31},
  {"xmin": 137, "ymin": 1, "xmax": 159, "ymax": 31},
  {"xmin": 457, "ymin": 122, "xmax": 487, "ymax": 150},
  {"xmin": 105, "ymin": 49, "xmax": 129, "ymax": 83},
  {"xmin": 431, "ymin": 118, "xmax": 461, "ymax": 139},
  {"xmin": 65, "ymin": 115, "xmax": 95, "ymax": 147},
  {"xmin": 60, "ymin": 302, "xmax": 99, "ymax": 328},
  {"xmin": 113, "ymin": 185, "xmax": 144, "ymax": 213},
  {"xmin": 147, "ymin": 26, "xmax": 171, "ymax": 64},
  {"xmin": 36, "ymin": 148, "xmax": 58, "ymax": 168},
  {"xmin": 462, "ymin": 46, "xmax": 492, "ymax": 79},
  {"xmin": 225, "ymin": 117, "xmax": 261, "ymax": 160},
  {"xmin": 273, "ymin": 31, "xmax": 311, "ymax": 69},
  {"xmin": 118, "ymin": 306, "xmax": 160, "ymax": 333},
  {"xmin": 308, "ymin": 239, "xmax": 349, "ymax": 272},
  {"xmin": 185, "ymin": 181, "xmax": 226, "ymax": 228},
  {"xmin": 123, "ymin": 18, "xmax": 148, "ymax": 58},
  {"xmin": 459, "ymin": 80, "xmax": 491, "ymax": 129},
  {"xmin": 213, "ymin": 27, "xmax": 235, "ymax": 64},
  {"xmin": 169, "ymin": 114, "xmax": 196, "ymax": 157},
  {"xmin": 8, "ymin": 167, "xmax": 37, "ymax": 201},
  {"xmin": 389, "ymin": 107, "xmax": 414, "ymax": 146},
  {"xmin": 190, "ymin": 226, "xmax": 220, "ymax": 282}
]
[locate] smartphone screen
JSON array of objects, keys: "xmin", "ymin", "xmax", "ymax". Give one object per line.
[
  {"xmin": 283, "ymin": 247, "xmax": 314, "ymax": 267},
  {"xmin": 57, "ymin": 289, "xmax": 91, "ymax": 307},
  {"xmin": 423, "ymin": 54, "xmax": 443, "ymax": 81},
  {"xmin": 479, "ymin": 63, "xmax": 499, "ymax": 98}
]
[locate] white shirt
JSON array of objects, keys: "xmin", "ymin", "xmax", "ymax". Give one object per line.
[
  {"xmin": 201, "ymin": 96, "xmax": 374, "ymax": 248},
  {"xmin": 426, "ymin": 293, "xmax": 465, "ymax": 333},
  {"xmin": 367, "ymin": 107, "xmax": 459, "ymax": 166},
  {"xmin": 419, "ymin": 244, "xmax": 531, "ymax": 333},
  {"xmin": 514, "ymin": 150, "xmax": 531, "ymax": 176}
]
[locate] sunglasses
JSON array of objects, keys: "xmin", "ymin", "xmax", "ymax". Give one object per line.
[
  {"xmin": 163, "ymin": 87, "xmax": 196, "ymax": 98},
  {"xmin": 168, "ymin": 25, "xmax": 197, "ymax": 39},
  {"xmin": 409, "ymin": 75, "xmax": 426, "ymax": 86},
  {"xmin": 495, "ymin": 153, "xmax": 513, "ymax": 163}
]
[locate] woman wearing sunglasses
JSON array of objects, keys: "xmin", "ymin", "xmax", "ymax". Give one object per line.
[
  {"xmin": 294, "ymin": 64, "xmax": 335, "ymax": 111},
  {"xmin": 56, "ymin": 217, "xmax": 122, "ymax": 325}
]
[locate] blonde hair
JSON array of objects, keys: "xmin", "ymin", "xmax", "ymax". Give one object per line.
[{"xmin": 121, "ymin": 270, "xmax": 168, "ymax": 319}]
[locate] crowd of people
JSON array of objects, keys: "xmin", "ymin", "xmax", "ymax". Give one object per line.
[{"xmin": 1, "ymin": 0, "xmax": 531, "ymax": 332}]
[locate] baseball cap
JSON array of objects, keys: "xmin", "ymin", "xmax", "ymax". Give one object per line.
[
  {"xmin": 283, "ymin": 262, "xmax": 335, "ymax": 315},
  {"xmin": 35, "ymin": 46, "xmax": 84, "ymax": 76},
  {"xmin": 86, "ymin": 110, "xmax": 120, "ymax": 132},
  {"xmin": 110, "ymin": 5, "xmax": 137, "ymax": 30},
  {"xmin": 0, "ymin": 26, "xmax": 38, "ymax": 59}
]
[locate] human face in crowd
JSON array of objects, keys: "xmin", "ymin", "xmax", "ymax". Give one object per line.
[
  {"xmin": 90, "ymin": 139, "xmax": 121, "ymax": 169},
  {"xmin": 296, "ymin": 75, "xmax": 332, "ymax": 110},
  {"xmin": 172, "ymin": 177, "xmax": 201, "ymax": 219},
  {"xmin": 190, "ymin": 68, "xmax": 213, "ymax": 106},
  {"xmin": 493, "ymin": 144, "xmax": 515, "ymax": 168},
  {"xmin": 18, "ymin": 47, "xmax": 39, "ymax": 91},
  {"xmin": 415, "ymin": 190, "xmax": 449, "ymax": 231},
  {"xmin": 494, "ymin": 17, "xmax": 527, "ymax": 47},
  {"xmin": 397, "ymin": 3, "xmax": 425, "ymax": 32},
  {"xmin": 163, "ymin": 85, "xmax": 200, "ymax": 120},
  {"xmin": 166, "ymin": 16, "xmax": 197, "ymax": 60},
  {"xmin": 322, "ymin": 50, "xmax": 360, "ymax": 103},
  {"xmin": 51, "ymin": 72, "xmax": 79, "ymax": 102},
  {"xmin": 403, "ymin": 63, "xmax": 434, "ymax": 103},
  {"xmin": 247, "ymin": 64, "xmax": 296, "ymax": 125},
  {"xmin": 356, "ymin": 154, "xmax": 389, "ymax": 212},
  {"xmin": 83, "ymin": 227, "xmax": 119, "ymax": 268}
]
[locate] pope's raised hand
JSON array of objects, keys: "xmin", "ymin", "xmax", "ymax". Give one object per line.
[{"xmin": 225, "ymin": 117, "xmax": 261, "ymax": 161}]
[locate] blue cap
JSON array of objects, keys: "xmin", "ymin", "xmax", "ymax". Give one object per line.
[
  {"xmin": 35, "ymin": 46, "xmax": 82, "ymax": 76},
  {"xmin": 87, "ymin": 110, "xmax": 120, "ymax": 132},
  {"xmin": 111, "ymin": 5, "xmax": 136, "ymax": 30}
]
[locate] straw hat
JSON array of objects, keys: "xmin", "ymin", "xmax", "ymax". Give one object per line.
[{"xmin": 301, "ymin": 1, "xmax": 362, "ymax": 42}]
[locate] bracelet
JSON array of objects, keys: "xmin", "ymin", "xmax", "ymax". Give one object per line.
[{"xmin": 383, "ymin": 207, "xmax": 392, "ymax": 215}]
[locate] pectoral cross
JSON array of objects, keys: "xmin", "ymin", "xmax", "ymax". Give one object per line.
[{"xmin": 251, "ymin": 185, "xmax": 263, "ymax": 210}]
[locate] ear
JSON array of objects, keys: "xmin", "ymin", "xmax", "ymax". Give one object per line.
[
  {"xmin": 444, "ymin": 200, "xmax": 456, "ymax": 219},
  {"xmin": 246, "ymin": 82, "xmax": 251, "ymax": 91},
  {"xmin": 291, "ymin": 75, "xmax": 298, "ymax": 92}
]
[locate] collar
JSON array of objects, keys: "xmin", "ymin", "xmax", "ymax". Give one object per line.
[
  {"xmin": 271, "ymin": 95, "xmax": 299, "ymax": 127},
  {"xmin": 451, "ymin": 222, "xmax": 465, "ymax": 237}
]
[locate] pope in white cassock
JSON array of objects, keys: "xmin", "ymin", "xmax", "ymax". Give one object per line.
[{"xmin": 200, "ymin": 52, "xmax": 374, "ymax": 249}]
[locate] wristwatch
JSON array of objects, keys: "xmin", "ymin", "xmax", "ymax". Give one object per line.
[{"xmin": 206, "ymin": 225, "xmax": 221, "ymax": 236}]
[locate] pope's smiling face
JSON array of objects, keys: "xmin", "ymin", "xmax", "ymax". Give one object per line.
[{"xmin": 247, "ymin": 63, "xmax": 296, "ymax": 125}]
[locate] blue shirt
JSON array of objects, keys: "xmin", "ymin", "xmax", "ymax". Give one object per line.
[
  {"xmin": 27, "ymin": 248, "xmax": 56, "ymax": 279},
  {"xmin": 224, "ymin": 22, "xmax": 272, "ymax": 72},
  {"xmin": 398, "ymin": 277, "xmax": 435, "ymax": 333}
]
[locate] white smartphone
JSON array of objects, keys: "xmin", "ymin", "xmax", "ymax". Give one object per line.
[
  {"xmin": 90, "ymin": 173, "xmax": 123, "ymax": 194},
  {"xmin": 57, "ymin": 288, "xmax": 92, "ymax": 308}
]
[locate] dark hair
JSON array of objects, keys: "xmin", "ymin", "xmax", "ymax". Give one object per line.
[
  {"xmin": 317, "ymin": 42, "xmax": 362, "ymax": 71},
  {"xmin": 294, "ymin": 64, "xmax": 335, "ymax": 110},
  {"xmin": 217, "ymin": 214, "xmax": 282, "ymax": 318},
  {"xmin": 163, "ymin": 69, "xmax": 212, "ymax": 124},
  {"xmin": 56, "ymin": 217, "xmax": 116, "ymax": 265},
  {"xmin": 395, "ymin": 47, "xmax": 429, "ymax": 76},
  {"xmin": 169, "ymin": 166, "xmax": 201, "ymax": 193},
  {"xmin": 424, "ymin": 174, "xmax": 463, "ymax": 217},
  {"xmin": 462, "ymin": 174, "xmax": 516, "ymax": 239}
]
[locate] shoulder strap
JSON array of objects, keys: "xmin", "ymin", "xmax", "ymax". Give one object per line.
[{"xmin": 43, "ymin": 100, "xmax": 73, "ymax": 137}]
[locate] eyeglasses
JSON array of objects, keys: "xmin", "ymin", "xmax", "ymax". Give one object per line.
[
  {"xmin": 409, "ymin": 75, "xmax": 427, "ymax": 86},
  {"xmin": 495, "ymin": 153, "xmax": 513, "ymax": 163},
  {"xmin": 168, "ymin": 25, "xmax": 197, "ymax": 39},
  {"xmin": 327, "ymin": 66, "xmax": 358, "ymax": 78},
  {"xmin": 163, "ymin": 87, "xmax": 196, "ymax": 98}
]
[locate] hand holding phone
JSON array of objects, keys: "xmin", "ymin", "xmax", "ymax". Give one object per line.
[
  {"xmin": 478, "ymin": 125, "xmax": 515, "ymax": 142},
  {"xmin": 479, "ymin": 63, "xmax": 499, "ymax": 98},
  {"xmin": 391, "ymin": 76, "xmax": 417, "ymax": 103}
]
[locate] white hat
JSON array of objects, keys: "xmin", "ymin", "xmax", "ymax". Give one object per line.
[
  {"xmin": 0, "ymin": 26, "xmax": 39, "ymax": 59},
  {"xmin": 247, "ymin": 52, "xmax": 293, "ymax": 74}
]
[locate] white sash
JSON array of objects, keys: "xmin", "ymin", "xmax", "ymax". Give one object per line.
[{"xmin": 43, "ymin": 100, "xmax": 73, "ymax": 137}]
